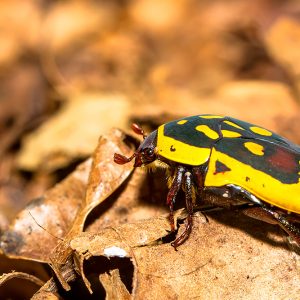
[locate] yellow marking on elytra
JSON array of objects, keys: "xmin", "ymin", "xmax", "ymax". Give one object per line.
[
  {"xmin": 157, "ymin": 125, "xmax": 211, "ymax": 166},
  {"xmin": 221, "ymin": 130, "xmax": 241, "ymax": 138},
  {"xmin": 244, "ymin": 142, "xmax": 264, "ymax": 156},
  {"xmin": 196, "ymin": 125, "xmax": 219, "ymax": 140},
  {"xmin": 250, "ymin": 126, "xmax": 272, "ymax": 136},
  {"xmin": 205, "ymin": 149, "xmax": 300, "ymax": 214},
  {"xmin": 177, "ymin": 120, "xmax": 188, "ymax": 125},
  {"xmin": 199, "ymin": 115, "xmax": 224, "ymax": 119},
  {"xmin": 223, "ymin": 120, "xmax": 244, "ymax": 130}
]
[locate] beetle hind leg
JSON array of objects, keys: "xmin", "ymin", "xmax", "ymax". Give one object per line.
[
  {"xmin": 226, "ymin": 185, "xmax": 300, "ymax": 248},
  {"xmin": 243, "ymin": 206, "xmax": 300, "ymax": 246},
  {"xmin": 262, "ymin": 207, "xmax": 300, "ymax": 246}
]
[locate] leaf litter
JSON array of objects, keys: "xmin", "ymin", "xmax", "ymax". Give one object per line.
[{"xmin": 1, "ymin": 1, "xmax": 300, "ymax": 299}]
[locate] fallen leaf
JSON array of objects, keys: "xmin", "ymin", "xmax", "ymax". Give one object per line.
[
  {"xmin": 0, "ymin": 271, "xmax": 45, "ymax": 299},
  {"xmin": 132, "ymin": 80, "xmax": 300, "ymax": 141},
  {"xmin": 71, "ymin": 210, "xmax": 300, "ymax": 299},
  {"xmin": 85, "ymin": 167, "xmax": 169, "ymax": 233},
  {"xmin": 48, "ymin": 128, "xmax": 134, "ymax": 290},
  {"xmin": 0, "ymin": 271, "xmax": 44, "ymax": 287},
  {"xmin": 41, "ymin": 1, "xmax": 114, "ymax": 53},
  {"xmin": 0, "ymin": 1, "xmax": 41, "ymax": 68},
  {"xmin": 32, "ymin": 291, "xmax": 61, "ymax": 300},
  {"xmin": 129, "ymin": 0, "xmax": 186, "ymax": 33},
  {"xmin": 265, "ymin": 17, "xmax": 300, "ymax": 94},
  {"xmin": 0, "ymin": 64, "xmax": 48, "ymax": 158},
  {"xmin": 99, "ymin": 269, "xmax": 131, "ymax": 300},
  {"xmin": 17, "ymin": 94, "xmax": 130, "ymax": 171},
  {"xmin": 1, "ymin": 129, "xmax": 133, "ymax": 265},
  {"xmin": 0, "ymin": 158, "xmax": 91, "ymax": 262},
  {"xmin": 209, "ymin": 80, "xmax": 299, "ymax": 131}
]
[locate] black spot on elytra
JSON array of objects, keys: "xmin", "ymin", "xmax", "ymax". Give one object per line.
[
  {"xmin": 170, "ymin": 145, "xmax": 176, "ymax": 152},
  {"xmin": 245, "ymin": 176, "xmax": 250, "ymax": 182},
  {"xmin": 214, "ymin": 160, "xmax": 231, "ymax": 175}
]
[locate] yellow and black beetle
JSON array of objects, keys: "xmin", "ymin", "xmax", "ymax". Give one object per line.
[{"xmin": 114, "ymin": 115, "xmax": 300, "ymax": 249}]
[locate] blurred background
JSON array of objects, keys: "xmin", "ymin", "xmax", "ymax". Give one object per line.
[
  {"xmin": 3, "ymin": 0, "xmax": 300, "ymax": 237},
  {"xmin": 1, "ymin": 0, "xmax": 300, "ymax": 296}
]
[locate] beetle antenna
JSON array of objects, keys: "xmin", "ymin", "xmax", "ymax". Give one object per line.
[
  {"xmin": 114, "ymin": 152, "xmax": 136, "ymax": 165},
  {"xmin": 28, "ymin": 211, "xmax": 63, "ymax": 241},
  {"xmin": 131, "ymin": 123, "xmax": 147, "ymax": 139},
  {"xmin": 114, "ymin": 123, "xmax": 147, "ymax": 165}
]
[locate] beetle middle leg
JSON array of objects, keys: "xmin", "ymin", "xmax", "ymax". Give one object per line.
[{"xmin": 171, "ymin": 171, "xmax": 195, "ymax": 249}]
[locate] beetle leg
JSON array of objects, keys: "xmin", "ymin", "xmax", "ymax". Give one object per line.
[
  {"xmin": 192, "ymin": 166, "xmax": 205, "ymax": 192},
  {"xmin": 228, "ymin": 184, "xmax": 300, "ymax": 246},
  {"xmin": 242, "ymin": 207, "xmax": 278, "ymax": 225},
  {"xmin": 166, "ymin": 166, "xmax": 185, "ymax": 232},
  {"xmin": 171, "ymin": 171, "xmax": 194, "ymax": 249},
  {"xmin": 261, "ymin": 207, "xmax": 300, "ymax": 246},
  {"xmin": 242, "ymin": 206, "xmax": 300, "ymax": 245}
]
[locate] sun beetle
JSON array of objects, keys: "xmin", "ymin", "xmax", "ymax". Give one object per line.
[{"xmin": 114, "ymin": 114, "xmax": 300, "ymax": 249}]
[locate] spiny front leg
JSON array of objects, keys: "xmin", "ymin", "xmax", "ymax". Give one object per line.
[
  {"xmin": 171, "ymin": 171, "xmax": 195, "ymax": 249},
  {"xmin": 166, "ymin": 166, "xmax": 185, "ymax": 232}
]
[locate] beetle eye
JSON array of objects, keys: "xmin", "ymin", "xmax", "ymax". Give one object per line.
[{"xmin": 144, "ymin": 148, "xmax": 155, "ymax": 158}]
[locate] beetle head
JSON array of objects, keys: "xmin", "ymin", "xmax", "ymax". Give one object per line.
[{"xmin": 114, "ymin": 123, "xmax": 158, "ymax": 167}]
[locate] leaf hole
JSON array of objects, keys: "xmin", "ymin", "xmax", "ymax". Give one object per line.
[{"xmin": 84, "ymin": 256, "xmax": 134, "ymax": 295}]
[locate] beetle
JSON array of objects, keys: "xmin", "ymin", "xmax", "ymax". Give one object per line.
[{"xmin": 114, "ymin": 114, "xmax": 300, "ymax": 249}]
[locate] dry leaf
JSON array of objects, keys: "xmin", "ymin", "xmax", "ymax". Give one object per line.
[
  {"xmin": 17, "ymin": 94, "xmax": 130, "ymax": 171},
  {"xmin": 41, "ymin": 1, "xmax": 114, "ymax": 53},
  {"xmin": 2, "ymin": 1, "xmax": 300, "ymax": 299},
  {"xmin": 1, "ymin": 129, "xmax": 133, "ymax": 265},
  {"xmin": 32, "ymin": 291, "xmax": 61, "ymax": 300},
  {"xmin": 0, "ymin": 271, "xmax": 44, "ymax": 287},
  {"xmin": 99, "ymin": 269, "xmax": 131, "ymax": 300},
  {"xmin": 0, "ymin": 271, "xmax": 45, "ymax": 299},
  {"xmin": 265, "ymin": 17, "xmax": 300, "ymax": 94},
  {"xmin": 129, "ymin": 0, "xmax": 186, "ymax": 33},
  {"xmin": 0, "ymin": 158, "xmax": 91, "ymax": 262},
  {"xmin": 0, "ymin": 64, "xmax": 48, "ymax": 158},
  {"xmin": 209, "ymin": 80, "xmax": 299, "ymax": 131},
  {"xmin": 85, "ymin": 167, "xmax": 169, "ymax": 233},
  {"xmin": 132, "ymin": 80, "xmax": 300, "ymax": 140},
  {"xmin": 48, "ymin": 128, "xmax": 134, "ymax": 290},
  {"xmin": 0, "ymin": 1, "xmax": 41, "ymax": 68},
  {"xmin": 71, "ymin": 210, "xmax": 300, "ymax": 299}
]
